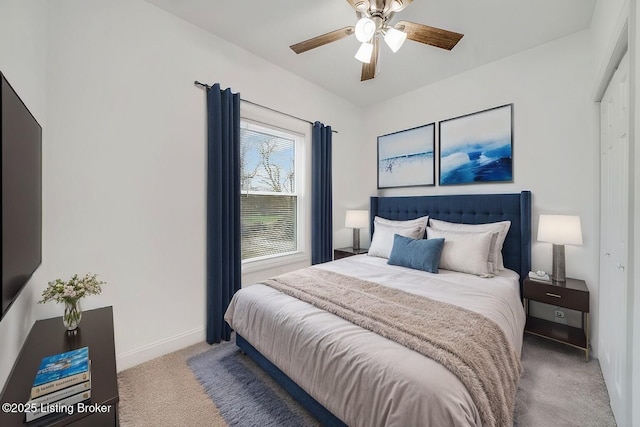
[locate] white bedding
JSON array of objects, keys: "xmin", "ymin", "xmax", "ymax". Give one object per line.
[{"xmin": 225, "ymin": 255, "xmax": 526, "ymax": 426}]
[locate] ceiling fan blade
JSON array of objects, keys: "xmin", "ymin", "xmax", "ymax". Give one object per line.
[
  {"xmin": 361, "ymin": 37, "xmax": 379, "ymax": 81},
  {"xmin": 290, "ymin": 27, "xmax": 355, "ymax": 54},
  {"xmin": 394, "ymin": 21, "xmax": 463, "ymax": 50}
]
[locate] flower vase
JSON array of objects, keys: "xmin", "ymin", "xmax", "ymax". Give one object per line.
[{"xmin": 63, "ymin": 300, "xmax": 82, "ymax": 330}]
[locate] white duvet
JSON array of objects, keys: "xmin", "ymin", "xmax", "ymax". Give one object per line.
[{"xmin": 225, "ymin": 255, "xmax": 526, "ymax": 427}]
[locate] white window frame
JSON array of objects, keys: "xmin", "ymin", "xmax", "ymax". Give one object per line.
[{"xmin": 240, "ymin": 103, "xmax": 311, "ymax": 274}]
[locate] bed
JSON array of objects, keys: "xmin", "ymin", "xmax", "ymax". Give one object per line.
[{"xmin": 225, "ymin": 191, "xmax": 531, "ymax": 426}]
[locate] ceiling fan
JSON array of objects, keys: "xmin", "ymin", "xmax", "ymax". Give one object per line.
[{"xmin": 290, "ymin": 0, "xmax": 464, "ymax": 81}]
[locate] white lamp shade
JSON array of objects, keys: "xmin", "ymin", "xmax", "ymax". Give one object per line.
[
  {"xmin": 537, "ymin": 215, "xmax": 583, "ymax": 245},
  {"xmin": 384, "ymin": 27, "xmax": 407, "ymax": 53},
  {"xmin": 354, "ymin": 42, "xmax": 374, "ymax": 63},
  {"xmin": 355, "ymin": 17, "xmax": 376, "ymax": 43},
  {"xmin": 345, "ymin": 210, "xmax": 369, "ymax": 229}
]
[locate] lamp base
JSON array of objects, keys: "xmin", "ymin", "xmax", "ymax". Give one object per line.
[
  {"xmin": 352, "ymin": 229, "xmax": 361, "ymax": 251},
  {"xmin": 551, "ymin": 244, "xmax": 566, "ymax": 284}
]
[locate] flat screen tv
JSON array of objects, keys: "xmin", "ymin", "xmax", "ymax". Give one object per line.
[{"xmin": 1, "ymin": 71, "xmax": 42, "ymax": 320}]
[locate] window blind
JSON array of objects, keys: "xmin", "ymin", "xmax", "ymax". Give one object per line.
[
  {"xmin": 240, "ymin": 125, "xmax": 299, "ymax": 261},
  {"xmin": 241, "ymin": 194, "xmax": 297, "ymax": 260}
]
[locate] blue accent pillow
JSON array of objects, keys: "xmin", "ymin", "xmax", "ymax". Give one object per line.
[{"xmin": 387, "ymin": 234, "xmax": 445, "ymax": 273}]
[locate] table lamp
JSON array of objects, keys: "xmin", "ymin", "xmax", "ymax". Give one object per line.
[
  {"xmin": 345, "ymin": 210, "xmax": 368, "ymax": 250},
  {"xmin": 537, "ymin": 214, "xmax": 583, "ymax": 284}
]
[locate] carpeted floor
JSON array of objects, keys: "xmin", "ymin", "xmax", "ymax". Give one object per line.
[
  {"xmin": 515, "ymin": 334, "xmax": 616, "ymax": 426},
  {"xmin": 118, "ymin": 333, "xmax": 617, "ymax": 426}
]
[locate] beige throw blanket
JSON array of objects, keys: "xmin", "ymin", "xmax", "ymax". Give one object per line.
[{"xmin": 263, "ymin": 267, "xmax": 523, "ymax": 427}]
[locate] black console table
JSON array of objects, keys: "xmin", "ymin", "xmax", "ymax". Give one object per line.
[{"xmin": 0, "ymin": 306, "xmax": 119, "ymax": 426}]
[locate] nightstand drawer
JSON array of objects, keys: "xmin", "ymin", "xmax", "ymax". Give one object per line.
[{"xmin": 524, "ymin": 280, "xmax": 589, "ymax": 312}]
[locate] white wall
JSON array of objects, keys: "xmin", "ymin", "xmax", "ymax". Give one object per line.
[
  {"xmin": 42, "ymin": 0, "xmax": 364, "ymax": 371},
  {"xmin": 0, "ymin": 0, "xmax": 48, "ymax": 392},
  {"xmin": 633, "ymin": 1, "xmax": 640, "ymax": 423},
  {"xmin": 362, "ymin": 31, "xmax": 601, "ymax": 355},
  {"xmin": 592, "ymin": 0, "xmax": 629, "ymax": 71}
]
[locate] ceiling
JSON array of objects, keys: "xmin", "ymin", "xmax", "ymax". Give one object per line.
[{"xmin": 146, "ymin": 0, "xmax": 596, "ymax": 107}]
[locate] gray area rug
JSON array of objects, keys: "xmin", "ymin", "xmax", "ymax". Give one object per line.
[
  {"xmin": 186, "ymin": 334, "xmax": 616, "ymax": 427},
  {"xmin": 187, "ymin": 340, "xmax": 319, "ymax": 427}
]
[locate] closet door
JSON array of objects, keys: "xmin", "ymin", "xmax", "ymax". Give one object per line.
[{"xmin": 599, "ymin": 51, "xmax": 629, "ymax": 426}]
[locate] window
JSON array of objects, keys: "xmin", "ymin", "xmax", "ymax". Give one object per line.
[{"xmin": 240, "ymin": 120, "xmax": 304, "ymax": 263}]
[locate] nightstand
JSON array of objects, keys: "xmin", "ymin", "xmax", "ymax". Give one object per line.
[
  {"xmin": 334, "ymin": 247, "xmax": 368, "ymax": 260},
  {"xmin": 0, "ymin": 307, "xmax": 119, "ymax": 426},
  {"xmin": 523, "ymin": 277, "xmax": 590, "ymax": 361}
]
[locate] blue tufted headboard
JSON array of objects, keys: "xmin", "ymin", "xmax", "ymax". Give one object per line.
[{"xmin": 370, "ymin": 191, "xmax": 531, "ymax": 295}]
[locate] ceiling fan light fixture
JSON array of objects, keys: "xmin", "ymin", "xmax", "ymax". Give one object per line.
[
  {"xmin": 355, "ymin": 17, "xmax": 376, "ymax": 42},
  {"xmin": 390, "ymin": 0, "xmax": 404, "ymax": 12},
  {"xmin": 353, "ymin": 1, "xmax": 369, "ymax": 12},
  {"xmin": 384, "ymin": 27, "xmax": 407, "ymax": 52},
  {"xmin": 355, "ymin": 42, "xmax": 374, "ymax": 63}
]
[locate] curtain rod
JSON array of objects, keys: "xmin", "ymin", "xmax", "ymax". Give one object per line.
[{"xmin": 194, "ymin": 81, "xmax": 338, "ymax": 134}]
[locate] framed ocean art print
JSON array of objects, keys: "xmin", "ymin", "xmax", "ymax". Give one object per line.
[
  {"xmin": 438, "ymin": 104, "xmax": 513, "ymax": 186},
  {"xmin": 377, "ymin": 123, "xmax": 435, "ymax": 189}
]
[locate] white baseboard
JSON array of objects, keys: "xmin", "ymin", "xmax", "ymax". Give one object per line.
[{"xmin": 115, "ymin": 326, "xmax": 206, "ymax": 372}]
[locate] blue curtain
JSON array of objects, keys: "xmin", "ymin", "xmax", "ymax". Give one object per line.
[
  {"xmin": 206, "ymin": 84, "xmax": 241, "ymax": 343},
  {"xmin": 311, "ymin": 122, "xmax": 333, "ymax": 264}
]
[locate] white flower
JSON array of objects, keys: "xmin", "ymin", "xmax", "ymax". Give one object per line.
[{"xmin": 38, "ymin": 273, "xmax": 105, "ymax": 305}]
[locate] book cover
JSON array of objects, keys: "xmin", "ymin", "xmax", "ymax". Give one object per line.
[
  {"xmin": 25, "ymin": 389, "xmax": 91, "ymax": 422},
  {"xmin": 31, "ymin": 361, "xmax": 91, "ymax": 399},
  {"xmin": 27, "ymin": 378, "xmax": 91, "ymax": 406},
  {"xmin": 32, "ymin": 347, "xmax": 89, "ymax": 387}
]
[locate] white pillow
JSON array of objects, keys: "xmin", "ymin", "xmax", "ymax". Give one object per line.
[
  {"xmin": 368, "ymin": 221, "xmax": 424, "ymax": 259},
  {"xmin": 429, "ymin": 218, "xmax": 511, "ymax": 270},
  {"xmin": 374, "ymin": 215, "xmax": 429, "ymax": 238},
  {"xmin": 426, "ymin": 227, "xmax": 495, "ymax": 277}
]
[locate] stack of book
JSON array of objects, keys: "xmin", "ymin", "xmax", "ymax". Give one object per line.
[{"xmin": 25, "ymin": 347, "xmax": 91, "ymax": 423}]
